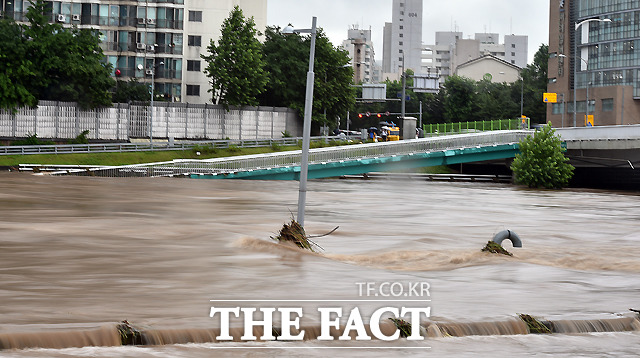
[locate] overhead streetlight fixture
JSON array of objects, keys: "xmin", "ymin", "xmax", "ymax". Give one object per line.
[
  {"xmin": 282, "ymin": 17, "xmax": 317, "ymax": 227},
  {"xmin": 572, "ymin": 18, "xmax": 611, "ymax": 127}
]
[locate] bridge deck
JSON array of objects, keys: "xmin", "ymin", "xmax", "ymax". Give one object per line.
[{"xmin": 50, "ymin": 130, "xmax": 529, "ymax": 179}]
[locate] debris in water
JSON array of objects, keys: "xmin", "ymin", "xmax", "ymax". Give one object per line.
[
  {"xmin": 117, "ymin": 320, "xmax": 144, "ymax": 345},
  {"xmin": 388, "ymin": 318, "xmax": 412, "ymax": 338},
  {"xmin": 481, "ymin": 240, "xmax": 513, "ymax": 256},
  {"xmin": 518, "ymin": 314, "xmax": 552, "ymax": 334},
  {"xmin": 271, "ymin": 219, "xmax": 322, "ymax": 252}
]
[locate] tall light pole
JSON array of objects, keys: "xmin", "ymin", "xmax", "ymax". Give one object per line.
[
  {"xmin": 401, "ymin": 55, "xmax": 406, "ymax": 120},
  {"xmin": 283, "ymin": 17, "xmax": 317, "ymax": 227},
  {"xmin": 573, "ymin": 18, "xmax": 611, "ymax": 127},
  {"xmin": 149, "ymin": 57, "xmax": 163, "ymax": 149}
]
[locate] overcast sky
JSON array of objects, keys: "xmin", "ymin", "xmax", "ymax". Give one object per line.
[{"xmin": 267, "ymin": 0, "xmax": 549, "ymax": 65}]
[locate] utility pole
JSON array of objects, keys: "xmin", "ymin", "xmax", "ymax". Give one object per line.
[{"xmin": 401, "ymin": 55, "xmax": 406, "ymax": 120}]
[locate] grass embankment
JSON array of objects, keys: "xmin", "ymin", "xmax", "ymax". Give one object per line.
[{"xmin": 0, "ymin": 146, "xmax": 300, "ymax": 167}]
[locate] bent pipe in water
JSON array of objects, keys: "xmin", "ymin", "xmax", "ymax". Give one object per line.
[{"xmin": 492, "ymin": 230, "xmax": 522, "ymax": 248}]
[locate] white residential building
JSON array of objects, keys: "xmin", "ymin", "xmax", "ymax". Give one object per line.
[
  {"xmin": 2, "ymin": 0, "xmax": 267, "ymax": 104},
  {"xmin": 421, "ymin": 31, "xmax": 527, "ymax": 84},
  {"xmin": 382, "ymin": 0, "xmax": 423, "ymax": 75}
]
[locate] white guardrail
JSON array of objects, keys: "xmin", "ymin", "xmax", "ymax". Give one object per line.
[
  {"xmin": 555, "ymin": 124, "xmax": 640, "ymax": 141},
  {"xmin": 1, "ymin": 137, "xmax": 307, "ymax": 155},
  {"xmin": 49, "ymin": 130, "xmax": 531, "ymax": 178}
]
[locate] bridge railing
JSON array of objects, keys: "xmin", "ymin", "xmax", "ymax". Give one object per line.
[
  {"xmin": 53, "ymin": 130, "xmax": 531, "ymax": 177},
  {"xmin": 423, "ymin": 118, "xmax": 529, "ymax": 135}
]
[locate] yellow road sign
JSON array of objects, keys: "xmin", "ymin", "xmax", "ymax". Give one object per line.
[
  {"xmin": 585, "ymin": 115, "xmax": 594, "ymax": 127},
  {"xmin": 543, "ymin": 93, "xmax": 558, "ymax": 103}
]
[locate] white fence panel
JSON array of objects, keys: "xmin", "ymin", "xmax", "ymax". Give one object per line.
[{"xmin": 0, "ymin": 102, "xmax": 299, "ymax": 141}]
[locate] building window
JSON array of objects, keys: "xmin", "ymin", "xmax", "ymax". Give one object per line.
[
  {"xmin": 511, "ymin": 60, "xmax": 516, "ymax": 64},
  {"xmin": 511, "ymin": 52, "xmax": 516, "ymax": 56},
  {"xmin": 188, "ymin": 35, "xmax": 201, "ymax": 46},
  {"xmin": 187, "ymin": 60, "xmax": 201, "ymax": 71},
  {"xmin": 602, "ymin": 98, "xmax": 614, "ymax": 112},
  {"xmin": 399, "ymin": 41, "xmax": 403, "ymax": 46},
  {"xmin": 511, "ymin": 43, "xmax": 516, "ymax": 48},
  {"xmin": 399, "ymin": 33, "xmax": 403, "ymax": 38},
  {"xmin": 400, "ymin": 11, "xmax": 404, "ymax": 15},
  {"xmin": 188, "ymin": 11, "xmax": 202, "ymax": 22},
  {"xmin": 399, "ymin": 25, "xmax": 403, "ymax": 30},
  {"xmin": 186, "ymin": 85, "xmax": 200, "ymax": 96},
  {"xmin": 552, "ymin": 102, "xmax": 564, "ymax": 115}
]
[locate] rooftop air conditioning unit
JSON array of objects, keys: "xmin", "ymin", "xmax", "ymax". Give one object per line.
[
  {"xmin": 137, "ymin": 17, "xmax": 146, "ymax": 25},
  {"xmin": 72, "ymin": 14, "xmax": 80, "ymax": 21},
  {"xmin": 146, "ymin": 18, "xmax": 155, "ymax": 25},
  {"xmin": 57, "ymin": 14, "xmax": 66, "ymax": 23},
  {"xmin": 145, "ymin": 69, "xmax": 154, "ymax": 76},
  {"xmin": 137, "ymin": 43, "xmax": 146, "ymax": 50}
]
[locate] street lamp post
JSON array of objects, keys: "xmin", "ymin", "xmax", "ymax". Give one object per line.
[
  {"xmin": 283, "ymin": 17, "xmax": 317, "ymax": 227},
  {"xmin": 573, "ymin": 18, "xmax": 611, "ymax": 127},
  {"xmin": 149, "ymin": 57, "xmax": 163, "ymax": 149},
  {"xmin": 401, "ymin": 55, "xmax": 406, "ymax": 120}
]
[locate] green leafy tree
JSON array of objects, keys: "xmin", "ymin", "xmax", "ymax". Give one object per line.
[
  {"xmin": 0, "ymin": 17, "xmax": 38, "ymax": 109},
  {"xmin": 112, "ymin": 79, "xmax": 151, "ymax": 103},
  {"xmin": 22, "ymin": 0, "xmax": 114, "ymax": 109},
  {"xmin": 517, "ymin": 44, "xmax": 549, "ymax": 123},
  {"xmin": 442, "ymin": 75, "xmax": 476, "ymax": 122},
  {"xmin": 510, "ymin": 124, "xmax": 574, "ymax": 189},
  {"xmin": 202, "ymin": 6, "xmax": 267, "ymax": 108},
  {"xmin": 475, "ymin": 79, "xmax": 519, "ymax": 122},
  {"xmin": 0, "ymin": 0, "xmax": 114, "ymax": 110},
  {"xmin": 260, "ymin": 26, "xmax": 355, "ymax": 129}
]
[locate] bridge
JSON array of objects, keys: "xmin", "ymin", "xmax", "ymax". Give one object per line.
[{"xmin": 51, "ymin": 130, "xmax": 529, "ymax": 179}]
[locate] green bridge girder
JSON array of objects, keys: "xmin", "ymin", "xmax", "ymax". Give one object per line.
[{"xmin": 190, "ymin": 143, "xmax": 520, "ymax": 180}]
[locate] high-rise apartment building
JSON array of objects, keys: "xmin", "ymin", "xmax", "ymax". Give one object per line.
[
  {"xmin": 341, "ymin": 26, "xmax": 377, "ymax": 84},
  {"xmin": 547, "ymin": 0, "xmax": 640, "ymax": 127},
  {"xmin": 1, "ymin": 0, "xmax": 266, "ymax": 104},
  {"xmin": 383, "ymin": 0, "xmax": 423, "ymax": 75}
]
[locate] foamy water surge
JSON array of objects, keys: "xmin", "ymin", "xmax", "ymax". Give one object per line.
[
  {"xmin": 1, "ymin": 316, "xmax": 638, "ymax": 350},
  {"xmin": 236, "ymin": 237, "xmax": 640, "ymax": 273}
]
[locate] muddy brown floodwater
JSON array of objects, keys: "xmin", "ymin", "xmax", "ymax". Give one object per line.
[{"xmin": 0, "ymin": 172, "xmax": 639, "ymax": 357}]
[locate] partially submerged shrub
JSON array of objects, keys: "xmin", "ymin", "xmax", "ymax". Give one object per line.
[
  {"xmin": 271, "ymin": 219, "xmax": 321, "ymax": 252},
  {"xmin": 481, "ymin": 241, "xmax": 513, "ymax": 256},
  {"xmin": 518, "ymin": 314, "xmax": 552, "ymax": 334},
  {"xmin": 117, "ymin": 320, "xmax": 144, "ymax": 345},
  {"xmin": 511, "ymin": 124, "xmax": 574, "ymax": 189},
  {"xmin": 389, "ymin": 318, "xmax": 412, "ymax": 338}
]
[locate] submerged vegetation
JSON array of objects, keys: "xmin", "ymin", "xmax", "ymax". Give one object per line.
[
  {"xmin": 271, "ymin": 219, "xmax": 322, "ymax": 252},
  {"xmin": 481, "ymin": 241, "xmax": 513, "ymax": 256},
  {"xmin": 389, "ymin": 318, "xmax": 412, "ymax": 338},
  {"xmin": 518, "ymin": 314, "xmax": 552, "ymax": 334}
]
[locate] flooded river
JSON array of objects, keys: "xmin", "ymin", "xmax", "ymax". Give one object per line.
[{"xmin": 0, "ymin": 172, "xmax": 639, "ymax": 357}]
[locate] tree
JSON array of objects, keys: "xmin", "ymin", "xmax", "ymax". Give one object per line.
[
  {"xmin": 475, "ymin": 79, "xmax": 519, "ymax": 122},
  {"xmin": 510, "ymin": 124, "xmax": 574, "ymax": 189},
  {"xmin": 260, "ymin": 26, "xmax": 355, "ymax": 129},
  {"xmin": 0, "ymin": 0, "xmax": 114, "ymax": 110},
  {"xmin": 442, "ymin": 75, "xmax": 476, "ymax": 122},
  {"xmin": 0, "ymin": 17, "xmax": 38, "ymax": 109},
  {"xmin": 112, "ymin": 79, "xmax": 151, "ymax": 104},
  {"xmin": 22, "ymin": 0, "xmax": 114, "ymax": 109},
  {"xmin": 518, "ymin": 44, "xmax": 549, "ymax": 123},
  {"xmin": 202, "ymin": 6, "xmax": 267, "ymax": 109}
]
